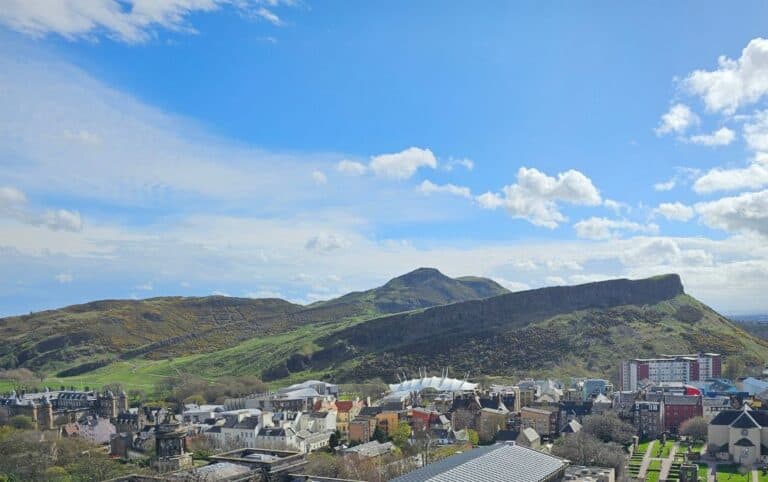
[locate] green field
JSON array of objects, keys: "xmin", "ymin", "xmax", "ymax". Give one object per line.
[{"xmin": 715, "ymin": 464, "xmax": 750, "ymax": 482}]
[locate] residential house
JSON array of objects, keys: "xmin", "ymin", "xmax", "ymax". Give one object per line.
[
  {"xmin": 517, "ymin": 427, "xmax": 541, "ymax": 449},
  {"xmin": 349, "ymin": 416, "xmax": 377, "ymax": 443},
  {"xmin": 335, "ymin": 400, "xmax": 363, "ymax": 438},
  {"xmin": 521, "ymin": 406, "xmax": 559, "ymax": 438},
  {"xmin": 664, "ymin": 395, "xmax": 703, "ymax": 432}
]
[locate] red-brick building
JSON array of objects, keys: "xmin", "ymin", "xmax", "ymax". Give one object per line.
[{"xmin": 663, "ymin": 395, "xmax": 703, "ymax": 432}]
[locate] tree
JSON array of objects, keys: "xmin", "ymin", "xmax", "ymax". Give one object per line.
[
  {"xmin": 329, "ymin": 430, "xmax": 341, "ymax": 449},
  {"xmin": 724, "ymin": 358, "xmax": 746, "ymax": 381},
  {"xmin": 680, "ymin": 416, "xmax": 708, "ymax": 441},
  {"xmin": 552, "ymin": 432, "xmax": 626, "ymax": 477},
  {"xmin": 466, "ymin": 429, "xmax": 480, "ymax": 447},
  {"xmin": 372, "ymin": 426, "xmax": 387, "ymax": 443},
  {"xmin": 582, "ymin": 413, "xmax": 635, "ymax": 445},
  {"xmin": 392, "ymin": 421, "xmax": 412, "ymax": 448},
  {"xmin": 9, "ymin": 415, "xmax": 34, "ymax": 430}
]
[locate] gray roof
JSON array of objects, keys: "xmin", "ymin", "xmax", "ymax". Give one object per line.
[{"xmin": 391, "ymin": 442, "xmax": 566, "ymax": 482}]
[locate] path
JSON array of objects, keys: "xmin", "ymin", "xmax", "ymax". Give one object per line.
[
  {"xmin": 659, "ymin": 444, "xmax": 678, "ymax": 480},
  {"xmin": 637, "ymin": 441, "xmax": 657, "ymax": 480}
]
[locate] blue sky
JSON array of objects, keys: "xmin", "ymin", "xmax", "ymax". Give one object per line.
[{"xmin": 1, "ymin": 1, "xmax": 768, "ymax": 315}]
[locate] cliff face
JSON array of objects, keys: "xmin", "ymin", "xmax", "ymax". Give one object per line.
[{"xmin": 320, "ymin": 274, "xmax": 686, "ymax": 351}]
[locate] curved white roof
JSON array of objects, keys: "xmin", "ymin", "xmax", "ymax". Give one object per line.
[{"xmin": 388, "ymin": 376, "xmax": 477, "ymax": 395}]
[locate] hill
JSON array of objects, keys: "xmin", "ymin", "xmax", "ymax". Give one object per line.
[
  {"xmin": 258, "ymin": 274, "xmax": 768, "ymax": 383},
  {"xmin": 0, "ymin": 268, "xmax": 506, "ymax": 377}
]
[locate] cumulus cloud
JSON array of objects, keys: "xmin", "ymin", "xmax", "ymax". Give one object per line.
[
  {"xmin": 696, "ymin": 189, "xmax": 768, "ymax": 237},
  {"xmin": 744, "ymin": 110, "xmax": 768, "ymax": 152},
  {"xmin": 369, "ymin": 147, "xmax": 438, "ymax": 179},
  {"xmin": 693, "ymin": 163, "xmax": 768, "ymax": 193},
  {"xmin": 304, "ymin": 233, "xmax": 352, "ymax": 253},
  {"xmin": 654, "ymin": 179, "xmax": 677, "ymax": 192},
  {"xmin": 476, "ymin": 167, "xmax": 602, "ymax": 228},
  {"xmin": 604, "ymin": 199, "xmax": 629, "ymax": 214},
  {"xmin": 687, "ymin": 127, "xmax": 736, "ymax": 146},
  {"xmin": 545, "ymin": 276, "xmax": 566, "ymax": 286},
  {"xmin": 417, "ymin": 180, "xmax": 471, "ymax": 198},
  {"xmin": 685, "ymin": 38, "xmax": 768, "ymax": 114},
  {"xmin": 654, "ymin": 202, "xmax": 695, "ymax": 222},
  {"xmin": 0, "ymin": 186, "xmax": 83, "ymax": 232},
  {"xmin": 336, "ymin": 160, "xmax": 367, "ymax": 175},
  {"xmin": 655, "ymin": 103, "xmax": 699, "ymax": 135},
  {"xmin": 574, "ymin": 217, "xmax": 659, "ymax": 240},
  {"xmin": 443, "ymin": 157, "xmax": 474, "ymax": 171},
  {"xmin": 0, "ymin": 0, "xmax": 294, "ymax": 44}
]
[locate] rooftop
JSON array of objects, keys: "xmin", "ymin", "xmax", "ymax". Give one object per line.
[{"xmin": 390, "ymin": 442, "xmax": 566, "ymax": 482}]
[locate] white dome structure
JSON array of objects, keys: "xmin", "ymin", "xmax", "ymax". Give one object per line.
[{"xmin": 388, "ymin": 375, "xmax": 477, "ymax": 396}]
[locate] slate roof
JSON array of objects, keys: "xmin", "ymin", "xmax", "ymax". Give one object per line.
[
  {"xmin": 390, "ymin": 442, "xmax": 566, "ymax": 482},
  {"xmin": 732, "ymin": 411, "xmax": 760, "ymax": 429},
  {"xmin": 710, "ymin": 408, "xmax": 768, "ymax": 427}
]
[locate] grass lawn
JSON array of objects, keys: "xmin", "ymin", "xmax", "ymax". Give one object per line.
[
  {"xmin": 757, "ymin": 469, "xmax": 768, "ymax": 482},
  {"xmin": 698, "ymin": 463, "xmax": 710, "ymax": 480},
  {"xmin": 637, "ymin": 440, "xmax": 654, "ymax": 454},
  {"xmin": 715, "ymin": 464, "xmax": 751, "ymax": 482},
  {"xmin": 658, "ymin": 440, "xmax": 675, "ymax": 458}
]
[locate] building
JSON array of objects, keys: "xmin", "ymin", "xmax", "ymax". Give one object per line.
[
  {"xmin": 0, "ymin": 388, "xmax": 128, "ymax": 430},
  {"xmin": 348, "ymin": 416, "xmax": 377, "ymax": 443},
  {"xmin": 343, "ymin": 440, "xmax": 396, "ymax": 459},
  {"xmin": 516, "ymin": 427, "xmax": 541, "ymax": 449},
  {"xmin": 390, "ymin": 442, "xmax": 567, "ymax": 482},
  {"xmin": 663, "ymin": 395, "xmax": 703, "ymax": 432},
  {"xmin": 742, "ymin": 378, "xmax": 768, "ymax": 396},
  {"xmin": 703, "ymin": 396, "xmax": 733, "ymax": 420},
  {"xmin": 521, "ymin": 406, "xmax": 559, "ymax": 438},
  {"xmin": 582, "ymin": 379, "xmax": 613, "ymax": 401},
  {"xmin": 707, "ymin": 406, "xmax": 768, "ymax": 467},
  {"xmin": 632, "ymin": 401, "xmax": 664, "ymax": 439},
  {"xmin": 334, "ymin": 400, "xmax": 363, "ymax": 438},
  {"xmin": 620, "ymin": 353, "xmax": 722, "ymax": 391}
]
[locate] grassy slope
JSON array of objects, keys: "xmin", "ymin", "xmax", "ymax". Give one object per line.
[
  {"xmin": 8, "ymin": 287, "xmax": 765, "ymax": 397},
  {"xmin": 0, "ymin": 269, "xmax": 506, "ymax": 375}
]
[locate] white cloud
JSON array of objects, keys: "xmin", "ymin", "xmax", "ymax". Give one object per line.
[
  {"xmin": 687, "ymin": 127, "xmax": 736, "ymax": 146},
  {"xmin": 0, "ymin": 0, "xmax": 294, "ymax": 44},
  {"xmin": 655, "ymin": 103, "xmax": 699, "ymax": 135},
  {"xmin": 336, "ymin": 160, "xmax": 367, "ymax": 176},
  {"xmin": 744, "ymin": 110, "xmax": 768, "ymax": 152},
  {"xmin": 40, "ymin": 209, "xmax": 83, "ymax": 232},
  {"xmin": 476, "ymin": 167, "xmax": 601, "ymax": 228},
  {"xmin": 444, "ymin": 157, "xmax": 474, "ymax": 171},
  {"xmin": 0, "ymin": 186, "xmax": 28, "ymax": 207},
  {"xmin": 696, "ymin": 189, "xmax": 768, "ymax": 237},
  {"xmin": 574, "ymin": 217, "xmax": 659, "ymax": 240},
  {"xmin": 54, "ymin": 273, "xmax": 73, "ymax": 283},
  {"xmin": 311, "ymin": 170, "xmax": 327, "ymax": 185},
  {"xmin": 685, "ymin": 38, "xmax": 768, "ymax": 114},
  {"xmin": 492, "ymin": 278, "xmax": 530, "ymax": 292},
  {"xmin": 135, "ymin": 282, "xmax": 153, "ymax": 291},
  {"xmin": 604, "ymin": 199, "xmax": 629, "ymax": 214},
  {"xmin": 654, "ymin": 202, "xmax": 695, "ymax": 222},
  {"xmin": 545, "ymin": 276, "xmax": 566, "ymax": 286},
  {"xmin": 417, "ymin": 180, "xmax": 471, "ymax": 199},
  {"xmin": 369, "ymin": 147, "xmax": 437, "ymax": 180},
  {"xmin": 304, "ymin": 233, "xmax": 352, "ymax": 253},
  {"xmin": 654, "ymin": 179, "xmax": 677, "ymax": 192},
  {"xmin": 245, "ymin": 289, "xmax": 283, "ymax": 299},
  {"xmin": 476, "ymin": 191, "xmax": 505, "ymax": 209},
  {"xmin": 0, "ymin": 186, "xmax": 83, "ymax": 232},
  {"xmin": 212, "ymin": 290, "xmax": 231, "ymax": 297},
  {"xmin": 693, "ymin": 163, "xmax": 768, "ymax": 193}
]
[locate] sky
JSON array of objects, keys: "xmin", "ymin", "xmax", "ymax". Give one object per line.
[{"xmin": 1, "ymin": 1, "xmax": 768, "ymax": 316}]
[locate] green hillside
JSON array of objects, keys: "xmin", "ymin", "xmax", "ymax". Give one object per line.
[
  {"xmin": 0, "ymin": 268, "xmax": 506, "ymax": 380},
  {"xmin": 3, "ymin": 273, "xmax": 763, "ymax": 397}
]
